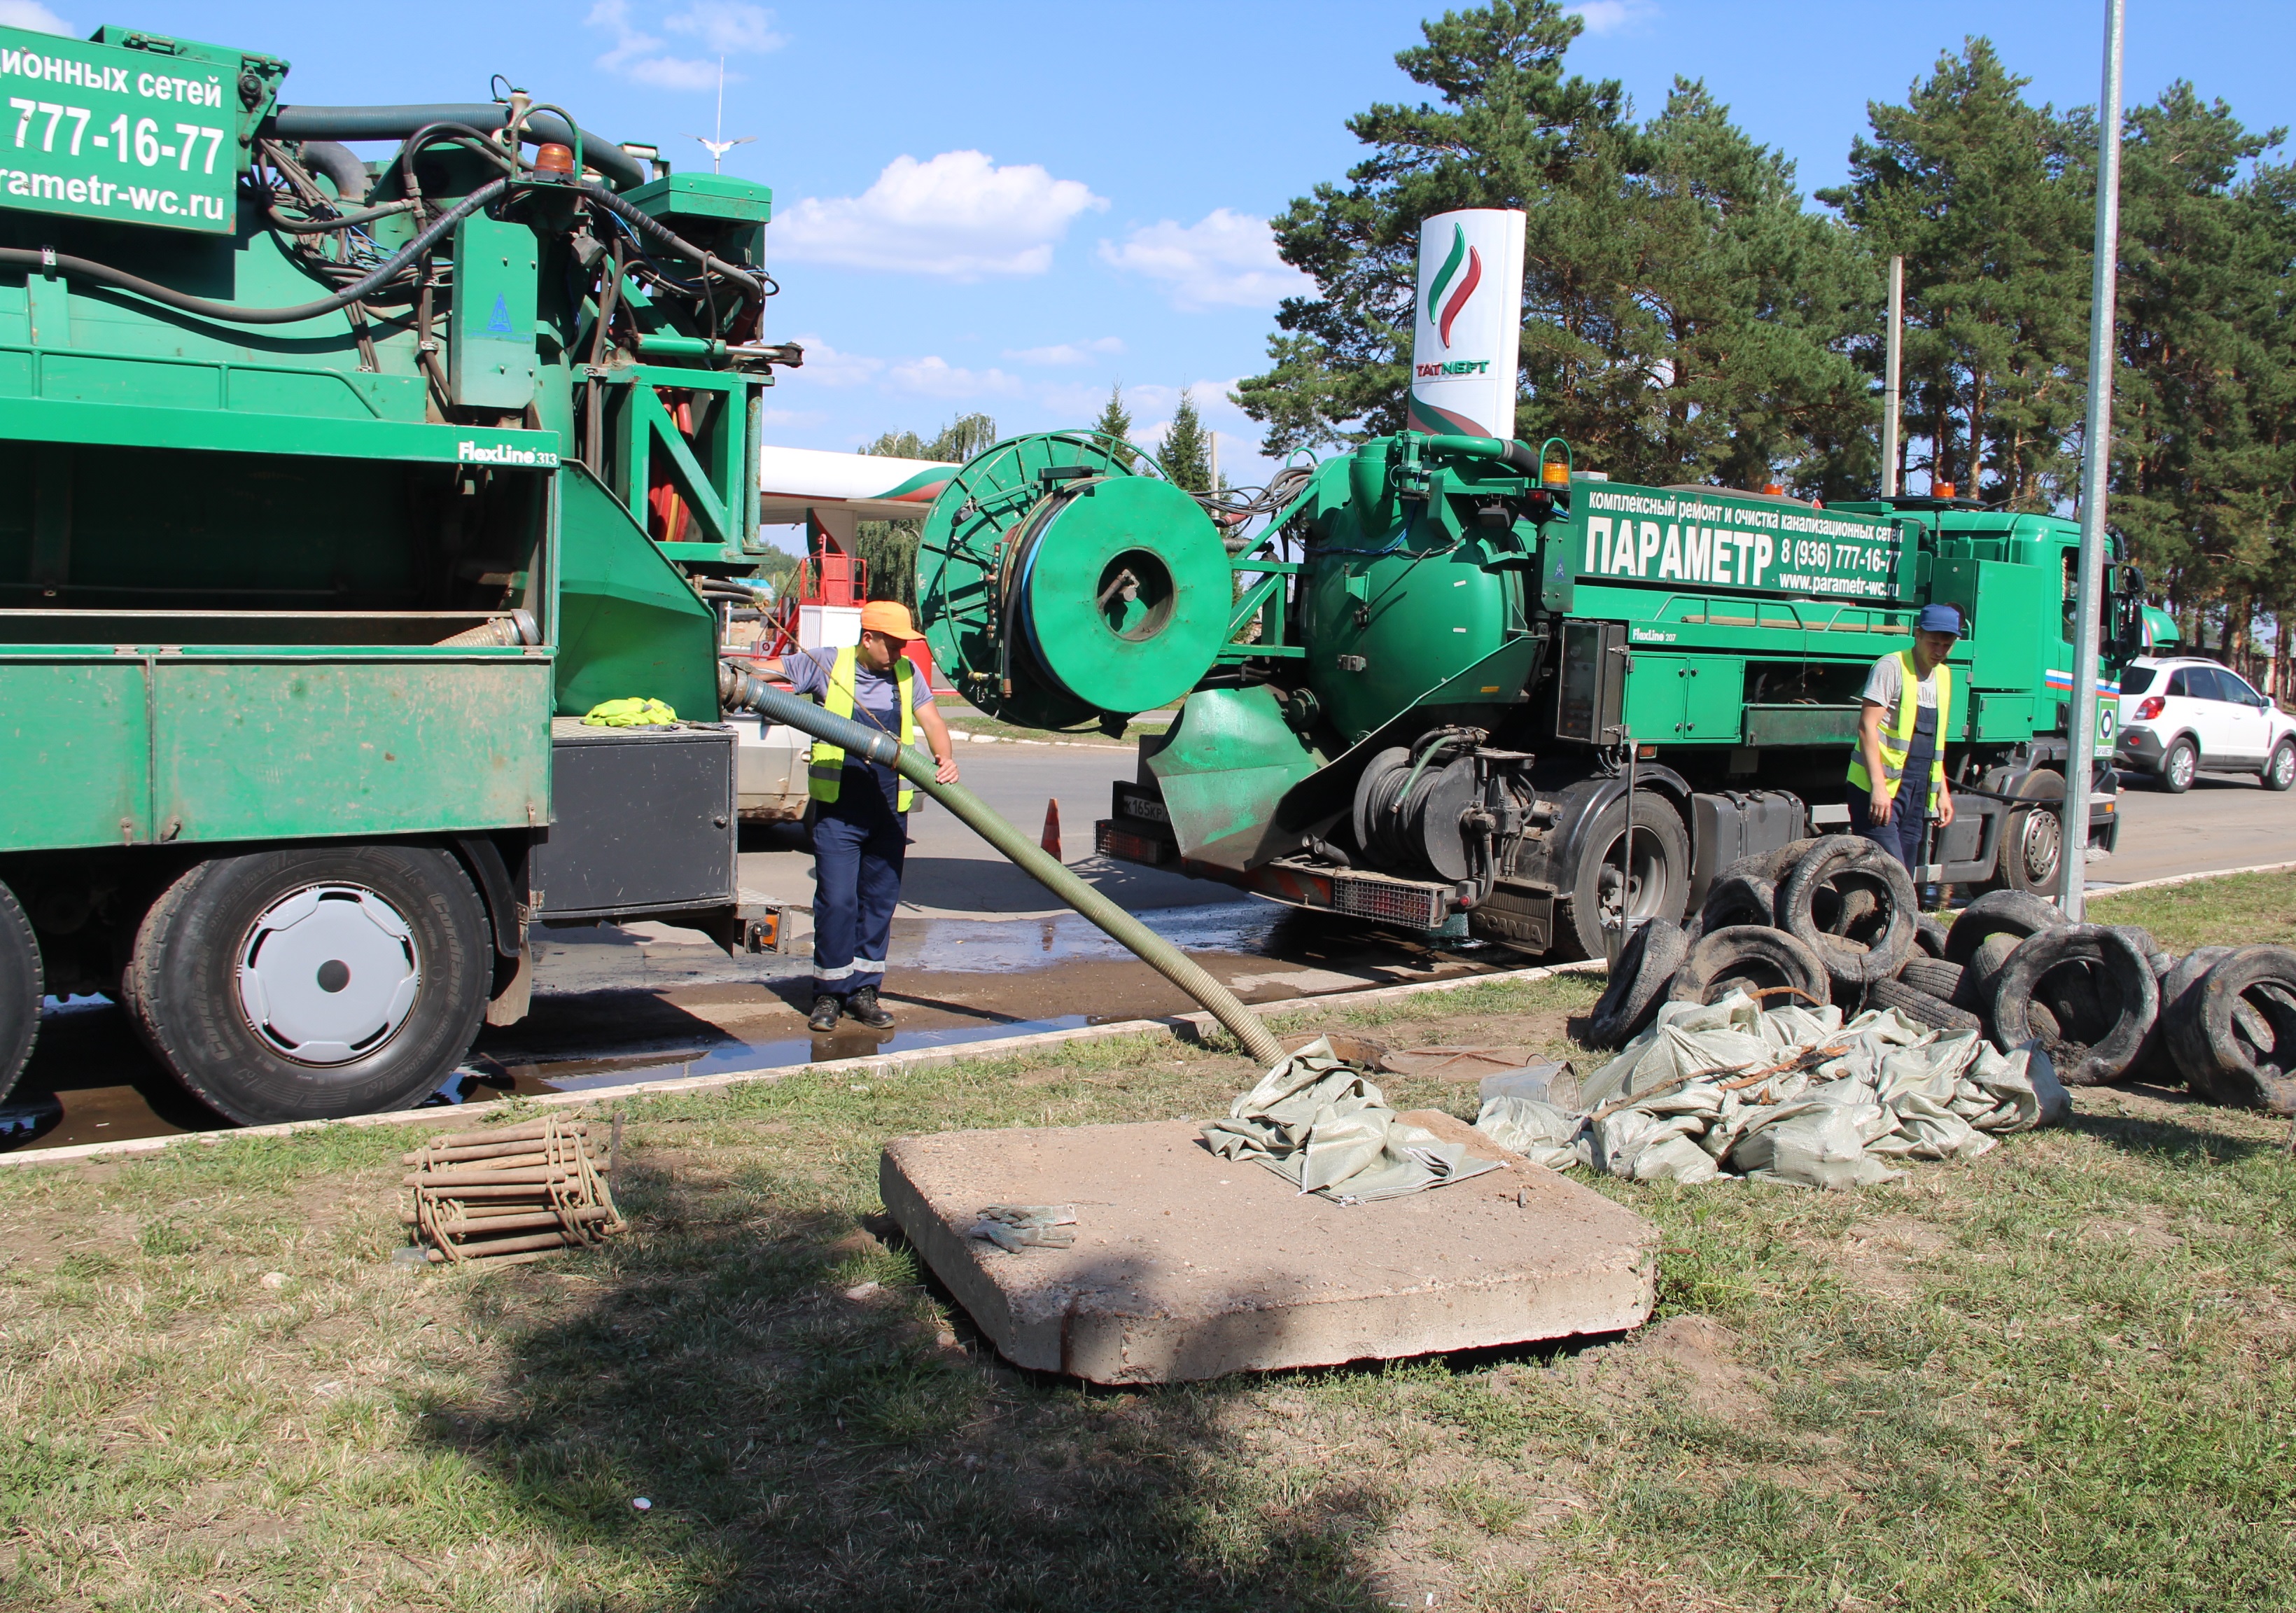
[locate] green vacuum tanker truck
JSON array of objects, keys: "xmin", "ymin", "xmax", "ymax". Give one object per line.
[
  {"xmin": 0, "ymin": 22, "xmax": 794, "ymax": 1121},
  {"xmin": 917, "ymin": 210, "xmax": 2145, "ymax": 959}
]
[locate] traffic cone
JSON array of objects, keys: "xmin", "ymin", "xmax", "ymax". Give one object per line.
[{"xmin": 1041, "ymin": 798, "xmax": 1062, "ymax": 860}]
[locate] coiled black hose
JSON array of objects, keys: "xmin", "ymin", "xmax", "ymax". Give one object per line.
[
  {"xmin": 0, "ymin": 176, "xmax": 508, "ymax": 326},
  {"xmin": 582, "ymin": 180, "xmax": 765, "ymax": 308}
]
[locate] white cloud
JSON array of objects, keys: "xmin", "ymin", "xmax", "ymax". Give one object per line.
[
  {"xmin": 587, "ymin": 0, "xmax": 783, "ymax": 91},
  {"xmin": 774, "ymin": 151, "xmax": 1107, "ymax": 279},
  {"xmin": 0, "ymin": 1, "xmax": 69, "ymax": 32},
  {"xmin": 1567, "ymin": 1, "xmax": 1658, "ymax": 35},
  {"xmin": 757, "ymin": 406, "xmax": 824, "ymax": 428},
  {"xmin": 783, "ymin": 333, "xmax": 881, "ymax": 388},
  {"xmin": 1004, "ymin": 337, "xmax": 1124, "ymax": 366},
  {"xmin": 1098, "ymin": 209, "xmax": 1311, "ymax": 312},
  {"xmin": 887, "ymin": 356, "xmax": 1022, "ymax": 400}
]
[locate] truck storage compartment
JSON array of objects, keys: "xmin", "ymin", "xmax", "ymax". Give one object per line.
[{"xmin": 531, "ymin": 719, "xmax": 736, "ymax": 919}]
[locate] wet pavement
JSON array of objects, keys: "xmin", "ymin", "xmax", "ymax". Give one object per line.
[{"xmin": 6, "ymin": 751, "xmax": 2285, "ymax": 1156}]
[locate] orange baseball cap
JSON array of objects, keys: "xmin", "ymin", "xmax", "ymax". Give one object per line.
[{"xmin": 859, "ymin": 600, "xmax": 923, "ymax": 641}]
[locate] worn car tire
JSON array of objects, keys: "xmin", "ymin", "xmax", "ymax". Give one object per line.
[
  {"xmin": 1665, "ymin": 925, "xmax": 1831, "ymax": 1011},
  {"xmin": 1777, "ymin": 836, "xmax": 1918, "ymax": 986},
  {"xmin": 1867, "ymin": 976, "xmax": 1984, "ymax": 1034},
  {"xmin": 121, "ymin": 844, "xmax": 489, "ymax": 1126},
  {"xmin": 2140, "ymin": 946, "xmax": 2232, "ymax": 1084},
  {"xmin": 1945, "ymin": 888, "xmax": 2067, "ymax": 967},
  {"xmin": 1697, "ymin": 873, "xmax": 1777, "ymax": 938},
  {"xmin": 1991, "ymin": 923, "xmax": 2159, "ymax": 1087},
  {"xmin": 1898, "ymin": 956, "xmax": 1966, "ymax": 1000},
  {"xmin": 0, "ymin": 879, "xmax": 39, "ymax": 1105},
  {"xmin": 1711, "ymin": 837, "xmax": 1829, "ymax": 893},
  {"xmin": 1586, "ymin": 919, "xmax": 1688, "ymax": 1050},
  {"xmin": 2163, "ymin": 944, "xmax": 2296, "ymax": 1110},
  {"xmin": 1914, "ymin": 914, "xmax": 1952, "ymax": 960}
]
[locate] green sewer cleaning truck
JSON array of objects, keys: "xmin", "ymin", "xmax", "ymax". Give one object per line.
[
  {"xmin": 918, "ymin": 210, "xmax": 2146, "ymax": 957},
  {"xmin": 0, "ymin": 22, "xmax": 793, "ymax": 1121}
]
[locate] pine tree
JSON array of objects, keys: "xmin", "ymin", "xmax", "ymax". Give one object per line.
[
  {"xmin": 1158, "ymin": 389, "xmax": 1212, "ymax": 491},
  {"xmin": 1233, "ymin": 0, "xmax": 1874, "ymax": 492},
  {"xmin": 1092, "ymin": 383, "xmax": 1138, "ymax": 467}
]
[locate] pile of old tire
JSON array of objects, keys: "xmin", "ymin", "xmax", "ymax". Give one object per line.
[{"xmin": 2160, "ymin": 944, "xmax": 2296, "ymax": 1112}]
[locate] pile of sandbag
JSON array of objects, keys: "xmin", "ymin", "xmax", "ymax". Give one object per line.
[
  {"xmin": 1476, "ymin": 989, "xmax": 2069, "ymax": 1189},
  {"xmin": 1588, "ymin": 835, "xmax": 2296, "ymax": 1112}
]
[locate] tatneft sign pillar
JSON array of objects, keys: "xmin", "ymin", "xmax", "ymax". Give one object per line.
[{"xmin": 1406, "ymin": 209, "xmax": 1527, "ymax": 441}]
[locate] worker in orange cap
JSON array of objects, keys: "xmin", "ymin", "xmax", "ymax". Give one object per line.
[{"xmin": 761, "ymin": 601, "xmax": 958, "ymax": 1031}]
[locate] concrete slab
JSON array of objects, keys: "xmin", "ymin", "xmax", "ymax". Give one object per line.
[{"xmin": 881, "ymin": 1117, "xmax": 1657, "ymax": 1384}]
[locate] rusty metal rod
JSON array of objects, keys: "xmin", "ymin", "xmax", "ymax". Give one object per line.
[{"xmin": 423, "ymin": 1121, "xmax": 587, "ymax": 1150}]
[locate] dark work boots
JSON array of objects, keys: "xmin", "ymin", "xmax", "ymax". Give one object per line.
[
  {"xmin": 844, "ymin": 986, "xmax": 895, "ymax": 1029},
  {"xmin": 807, "ymin": 994, "xmax": 841, "ymax": 1033}
]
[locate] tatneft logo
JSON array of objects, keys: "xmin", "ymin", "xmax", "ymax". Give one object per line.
[
  {"xmin": 1425, "ymin": 222, "xmax": 1483, "ymax": 349},
  {"xmin": 456, "ymin": 440, "xmax": 559, "ymax": 467}
]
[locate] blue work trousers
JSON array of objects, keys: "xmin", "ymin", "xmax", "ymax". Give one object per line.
[
  {"xmin": 1847, "ymin": 789, "xmax": 1929, "ymax": 879},
  {"xmin": 810, "ymin": 764, "xmax": 906, "ymax": 996}
]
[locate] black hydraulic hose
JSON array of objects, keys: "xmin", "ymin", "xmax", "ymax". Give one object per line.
[
  {"xmin": 0, "ymin": 177, "xmax": 507, "ymax": 326},
  {"xmin": 722, "ymin": 669, "xmax": 1287, "ymax": 1065},
  {"xmin": 582, "ymin": 181, "xmax": 766, "ymax": 307},
  {"xmin": 295, "ymin": 139, "xmax": 370, "ymax": 204},
  {"xmin": 270, "ymin": 103, "xmax": 646, "ymax": 190},
  {"xmin": 267, "ymin": 198, "xmax": 419, "ymax": 232}
]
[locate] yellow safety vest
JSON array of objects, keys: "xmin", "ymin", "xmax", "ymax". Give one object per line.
[
  {"xmin": 807, "ymin": 645, "xmax": 916, "ymax": 811},
  {"xmin": 1848, "ymin": 650, "xmax": 1951, "ymax": 814}
]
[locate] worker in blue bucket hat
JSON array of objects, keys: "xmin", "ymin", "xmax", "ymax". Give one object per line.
[{"xmin": 1847, "ymin": 601, "xmax": 1963, "ymax": 881}]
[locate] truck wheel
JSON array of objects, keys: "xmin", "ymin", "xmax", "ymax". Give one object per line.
[
  {"xmin": 2160, "ymin": 739, "xmax": 2197, "ymax": 794},
  {"xmin": 121, "ymin": 844, "xmax": 489, "ymax": 1126},
  {"xmin": 0, "ymin": 880, "xmax": 40, "ymax": 1103},
  {"xmin": 2265, "ymin": 742, "xmax": 2295, "ymax": 793},
  {"xmin": 1990, "ymin": 924, "xmax": 2158, "ymax": 1087},
  {"xmin": 1997, "ymin": 769, "xmax": 2065, "ymax": 893},
  {"xmin": 1560, "ymin": 795, "xmax": 1689, "ymax": 961}
]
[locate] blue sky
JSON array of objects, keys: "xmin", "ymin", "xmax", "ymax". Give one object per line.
[{"xmin": 9, "ymin": 0, "xmax": 2295, "ymax": 540}]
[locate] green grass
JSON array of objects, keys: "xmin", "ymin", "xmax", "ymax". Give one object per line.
[
  {"xmin": 2089, "ymin": 866, "xmax": 2296, "ymax": 951},
  {"xmin": 2, "ymin": 971, "xmax": 2293, "ymax": 1609}
]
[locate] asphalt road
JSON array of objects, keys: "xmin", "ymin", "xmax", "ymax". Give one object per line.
[{"xmin": 2092, "ymin": 767, "xmax": 2296, "ymax": 886}]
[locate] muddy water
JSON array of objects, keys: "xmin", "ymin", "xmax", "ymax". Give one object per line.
[{"xmin": 4, "ymin": 899, "xmax": 1501, "ymax": 1154}]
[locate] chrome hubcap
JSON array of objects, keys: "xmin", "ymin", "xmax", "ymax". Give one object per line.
[
  {"xmin": 2276, "ymin": 750, "xmax": 2293, "ymax": 788},
  {"xmin": 2171, "ymin": 749, "xmax": 2194, "ymax": 787},
  {"xmin": 235, "ymin": 884, "xmax": 421, "ymax": 1066},
  {"xmin": 2021, "ymin": 809, "xmax": 2062, "ymax": 883}
]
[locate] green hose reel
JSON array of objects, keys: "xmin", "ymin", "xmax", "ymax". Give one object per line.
[{"xmin": 916, "ymin": 431, "xmax": 1233, "ymax": 729}]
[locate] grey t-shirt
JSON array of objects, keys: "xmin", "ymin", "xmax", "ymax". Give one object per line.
[
  {"xmin": 784, "ymin": 648, "xmax": 932, "ymax": 735},
  {"xmin": 1861, "ymin": 652, "xmax": 1941, "ymax": 714}
]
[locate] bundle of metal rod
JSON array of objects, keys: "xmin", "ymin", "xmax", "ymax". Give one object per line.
[{"xmin": 400, "ymin": 1117, "xmax": 624, "ymax": 1265}]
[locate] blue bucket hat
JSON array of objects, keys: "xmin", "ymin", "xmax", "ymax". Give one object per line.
[{"xmin": 1916, "ymin": 603, "xmax": 1963, "ymax": 636}]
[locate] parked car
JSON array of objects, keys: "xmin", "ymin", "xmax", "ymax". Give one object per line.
[{"xmin": 2115, "ymin": 656, "xmax": 2296, "ymax": 792}]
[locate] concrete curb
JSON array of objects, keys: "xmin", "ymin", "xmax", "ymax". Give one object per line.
[
  {"xmin": 2086, "ymin": 858, "xmax": 2296, "ymax": 900},
  {"xmin": 1, "ymin": 958, "xmax": 1608, "ymax": 1169}
]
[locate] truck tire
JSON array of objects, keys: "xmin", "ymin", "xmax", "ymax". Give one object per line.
[
  {"xmin": 121, "ymin": 844, "xmax": 489, "ymax": 1126},
  {"xmin": 1559, "ymin": 794, "xmax": 1690, "ymax": 961},
  {"xmin": 1586, "ymin": 919, "xmax": 1687, "ymax": 1050},
  {"xmin": 2159, "ymin": 739, "xmax": 2197, "ymax": 794},
  {"xmin": 1898, "ymin": 956, "xmax": 1965, "ymax": 1000},
  {"xmin": 1990, "ymin": 924, "xmax": 2158, "ymax": 1087},
  {"xmin": 1777, "ymin": 837, "xmax": 1917, "ymax": 987},
  {"xmin": 2164, "ymin": 945, "xmax": 2296, "ymax": 1110},
  {"xmin": 1665, "ymin": 926, "xmax": 1830, "ymax": 1011},
  {"xmin": 0, "ymin": 879, "xmax": 39, "ymax": 1103},
  {"xmin": 1996, "ymin": 769, "xmax": 2065, "ymax": 893},
  {"xmin": 1866, "ymin": 977, "xmax": 1983, "ymax": 1034},
  {"xmin": 1944, "ymin": 888, "xmax": 2066, "ymax": 967}
]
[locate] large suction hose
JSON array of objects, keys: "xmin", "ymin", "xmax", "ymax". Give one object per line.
[{"xmin": 723, "ymin": 671, "xmax": 1286, "ymax": 1066}]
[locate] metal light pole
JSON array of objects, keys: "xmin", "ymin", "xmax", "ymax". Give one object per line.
[
  {"xmin": 2059, "ymin": 0, "xmax": 2125, "ymax": 921},
  {"xmin": 1882, "ymin": 254, "xmax": 1903, "ymax": 498}
]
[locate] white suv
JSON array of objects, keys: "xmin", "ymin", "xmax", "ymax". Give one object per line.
[{"xmin": 2115, "ymin": 657, "xmax": 2296, "ymax": 793}]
